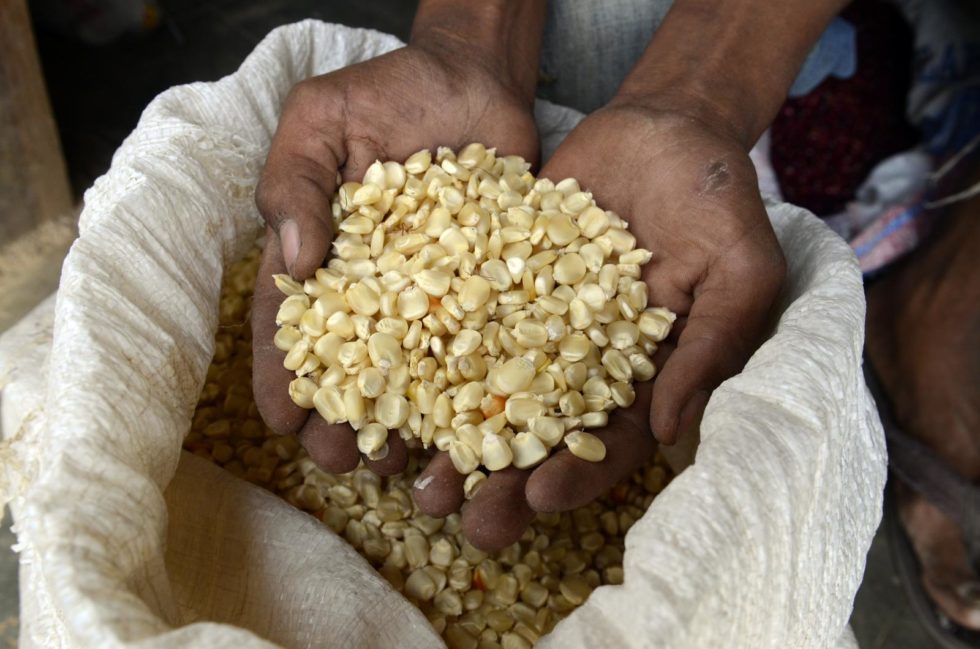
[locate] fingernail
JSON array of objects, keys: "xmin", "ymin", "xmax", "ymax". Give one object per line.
[{"xmin": 280, "ymin": 219, "xmax": 300, "ymax": 274}]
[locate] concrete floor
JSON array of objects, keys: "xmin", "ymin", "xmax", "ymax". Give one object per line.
[
  {"xmin": 854, "ymin": 521, "xmax": 942, "ymax": 649},
  {"xmin": 0, "ymin": 0, "xmax": 951, "ymax": 647}
]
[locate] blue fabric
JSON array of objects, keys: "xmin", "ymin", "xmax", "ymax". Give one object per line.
[
  {"xmin": 539, "ymin": 0, "xmax": 672, "ymax": 114},
  {"xmin": 899, "ymin": 0, "xmax": 980, "ymax": 158},
  {"xmin": 788, "ymin": 18, "xmax": 857, "ymax": 97}
]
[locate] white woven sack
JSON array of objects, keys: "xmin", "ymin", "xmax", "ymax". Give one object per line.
[{"xmin": 0, "ymin": 20, "xmax": 885, "ymax": 649}]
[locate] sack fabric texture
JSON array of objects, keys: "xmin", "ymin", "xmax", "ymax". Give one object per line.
[{"xmin": 0, "ymin": 21, "xmax": 885, "ymax": 649}]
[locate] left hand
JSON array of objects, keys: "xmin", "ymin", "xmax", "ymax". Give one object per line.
[
  {"xmin": 415, "ymin": 100, "xmax": 786, "ymax": 550},
  {"xmin": 250, "ymin": 42, "xmax": 539, "ymax": 476}
]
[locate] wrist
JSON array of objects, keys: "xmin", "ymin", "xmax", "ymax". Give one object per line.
[
  {"xmin": 609, "ymin": 79, "xmax": 760, "ymax": 151},
  {"xmin": 609, "ymin": 0, "xmax": 848, "ymax": 150},
  {"xmin": 410, "ymin": 1, "xmax": 545, "ymax": 106}
]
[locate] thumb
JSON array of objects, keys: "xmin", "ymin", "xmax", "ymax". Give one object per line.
[
  {"xmin": 650, "ymin": 257, "xmax": 781, "ymax": 444},
  {"xmin": 255, "ymin": 97, "xmax": 345, "ymax": 280},
  {"xmin": 536, "ymin": 155, "xmax": 570, "ymax": 186}
]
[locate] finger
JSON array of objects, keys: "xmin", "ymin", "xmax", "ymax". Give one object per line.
[
  {"xmin": 663, "ymin": 316, "xmax": 687, "ymax": 344},
  {"xmin": 297, "ymin": 414, "xmax": 361, "ymax": 474},
  {"xmin": 651, "ymin": 338, "xmax": 676, "ymax": 369},
  {"xmin": 255, "ymin": 82, "xmax": 344, "ymax": 280},
  {"xmin": 412, "ymin": 452, "xmax": 466, "ymax": 517},
  {"xmin": 658, "ymin": 411, "xmax": 701, "ymax": 475},
  {"xmin": 362, "ymin": 429, "xmax": 408, "ymax": 476},
  {"xmin": 650, "ymin": 246, "xmax": 783, "ymax": 444},
  {"xmin": 638, "ymin": 258, "xmax": 697, "ymax": 318},
  {"xmin": 342, "ymin": 137, "xmax": 385, "ymax": 184},
  {"xmin": 251, "ymin": 227, "xmax": 309, "ymax": 435},
  {"xmin": 526, "ymin": 382, "xmax": 655, "ymax": 512},
  {"xmin": 462, "ymin": 467, "xmax": 535, "ymax": 552}
]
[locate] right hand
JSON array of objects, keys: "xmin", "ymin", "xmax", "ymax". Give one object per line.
[
  {"xmin": 251, "ymin": 42, "xmax": 538, "ymax": 476},
  {"xmin": 412, "ymin": 102, "xmax": 785, "ymax": 551}
]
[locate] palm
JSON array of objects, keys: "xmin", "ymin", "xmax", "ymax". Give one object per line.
[
  {"xmin": 252, "ymin": 45, "xmax": 539, "ymax": 477},
  {"xmin": 414, "ymin": 104, "xmax": 785, "ymax": 551},
  {"xmin": 541, "ymin": 104, "xmax": 784, "ymax": 440},
  {"xmin": 307, "ymin": 48, "xmax": 540, "ymax": 185}
]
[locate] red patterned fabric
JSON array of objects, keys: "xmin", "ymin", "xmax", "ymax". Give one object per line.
[{"xmin": 770, "ymin": 0, "xmax": 918, "ymax": 216}]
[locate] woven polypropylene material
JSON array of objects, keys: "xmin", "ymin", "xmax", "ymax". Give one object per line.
[{"xmin": 0, "ymin": 20, "xmax": 882, "ymax": 649}]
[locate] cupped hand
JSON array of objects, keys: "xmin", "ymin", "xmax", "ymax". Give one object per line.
[
  {"xmin": 415, "ymin": 101, "xmax": 785, "ymax": 551},
  {"xmin": 413, "ymin": 382, "xmax": 659, "ymax": 551},
  {"xmin": 540, "ymin": 101, "xmax": 786, "ymax": 444},
  {"xmin": 252, "ymin": 43, "xmax": 538, "ymax": 475}
]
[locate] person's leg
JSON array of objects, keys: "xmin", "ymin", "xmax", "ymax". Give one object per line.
[{"xmin": 867, "ymin": 163, "xmax": 980, "ymax": 629}]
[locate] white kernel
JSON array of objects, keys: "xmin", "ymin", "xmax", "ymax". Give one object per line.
[
  {"xmin": 398, "ymin": 287, "xmax": 430, "ymax": 321},
  {"xmin": 375, "ymin": 393, "xmax": 410, "ymax": 428},
  {"xmin": 482, "ymin": 433, "xmax": 513, "ymax": 471},
  {"xmin": 553, "ymin": 254, "xmax": 586, "ymax": 285},
  {"xmin": 565, "ymin": 431, "xmax": 606, "ymax": 462},
  {"xmin": 489, "ymin": 358, "xmax": 536, "ymax": 395},
  {"xmin": 450, "ymin": 329, "xmax": 483, "ymax": 356},
  {"xmin": 510, "ymin": 432, "xmax": 548, "ymax": 469}
]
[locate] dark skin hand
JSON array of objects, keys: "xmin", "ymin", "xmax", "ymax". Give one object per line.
[
  {"xmin": 414, "ymin": 382, "xmax": 661, "ymax": 550},
  {"xmin": 253, "ymin": 0, "xmax": 840, "ymax": 551},
  {"xmin": 252, "ymin": 42, "xmax": 538, "ymax": 475},
  {"xmin": 543, "ymin": 103, "xmax": 785, "ymax": 444},
  {"xmin": 413, "ymin": 102, "xmax": 784, "ymax": 550}
]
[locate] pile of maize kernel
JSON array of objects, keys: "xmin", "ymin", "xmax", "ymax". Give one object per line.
[
  {"xmin": 184, "ymin": 246, "xmax": 673, "ymax": 649},
  {"xmin": 273, "ymin": 144, "xmax": 676, "ymax": 479}
]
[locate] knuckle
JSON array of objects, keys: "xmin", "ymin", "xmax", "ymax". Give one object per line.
[
  {"xmin": 752, "ymin": 240, "xmax": 786, "ymax": 296},
  {"xmin": 725, "ymin": 235, "xmax": 785, "ymax": 293},
  {"xmin": 253, "ymin": 175, "xmax": 282, "ymax": 224},
  {"xmin": 286, "ymin": 78, "xmax": 320, "ymax": 108},
  {"xmin": 288, "ymin": 77, "xmax": 347, "ymax": 127}
]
